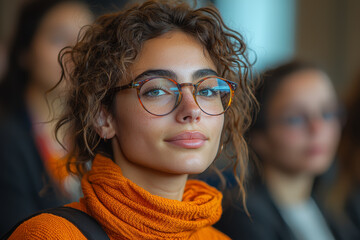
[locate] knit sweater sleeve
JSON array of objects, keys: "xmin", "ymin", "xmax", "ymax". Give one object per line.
[{"xmin": 8, "ymin": 213, "xmax": 87, "ymax": 240}]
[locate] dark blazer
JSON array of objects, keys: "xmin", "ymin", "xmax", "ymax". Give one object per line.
[
  {"xmin": 215, "ymin": 178, "xmax": 359, "ymax": 240},
  {"xmin": 346, "ymin": 188, "xmax": 360, "ymax": 231},
  {"xmin": 0, "ymin": 108, "xmax": 67, "ymax": 236}
]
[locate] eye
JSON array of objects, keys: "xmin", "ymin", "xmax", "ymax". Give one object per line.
[
  {"xmin": 322, "ymin": 110, "xmax": 338, "ymax": 121},
  {"xmin": 282, "ymin": 115, "xmax": 306, "ymax": 126},
  {"xmin": 197, "ymin": 88, "xmax": 219, "ymax": 97},
  {"xmin": 143, "ymin": 88, "xmax": 167, "ymax": 97}
]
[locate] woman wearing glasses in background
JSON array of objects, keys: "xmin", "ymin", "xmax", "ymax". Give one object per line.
[
  {"xmin": 7, "ymin": 0, "xmax": 255, "ymax": 239},
  {"xmin": 216, "ymin": 60, "xmax": 357, "ymax": 240}
]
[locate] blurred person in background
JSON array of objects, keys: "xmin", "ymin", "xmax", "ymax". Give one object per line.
[
  {"xmin": 0, "ymin": 0, "xmax": 93, "ymax": 235},
  {"xmin": 215, "ymin": 60, "xmax": 357, "ymax": 240},
  {"xmin": 328, "ymin": 69, "xmax": 360, "ymax": 236}
]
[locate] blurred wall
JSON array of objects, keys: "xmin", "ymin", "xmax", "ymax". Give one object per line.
[
  {"xmin": 215, "ymin": 0, "xmax": 296, "ymax": 72},
  {"xmin": 295, "ymin": 0, "xmax": 360, "ymax": 94},
  {"xmin": 0, "ymin": 0, "xmax": 23, "ymax": 43},
  {"xmin": 0, "ymin": 0, "xmax": 24, "ymax": 81},
  {"xmin": 215, "ymin": 0, "xmax": 360, "ymax": 95}
]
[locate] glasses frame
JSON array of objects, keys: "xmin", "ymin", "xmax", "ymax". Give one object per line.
[{"xmin": 108, "ymin": 76, "xmax": 238, "ymax": 116}]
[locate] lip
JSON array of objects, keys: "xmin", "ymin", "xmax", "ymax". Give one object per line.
[
  {"xmin": 306, "ymin": 145, "xmax": 326, "ymax": 156},
  {"xmin": 164, "ymin": 131, "xmax": 208, "ymax": 149}
]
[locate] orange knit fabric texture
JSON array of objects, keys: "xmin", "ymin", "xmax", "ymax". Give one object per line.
[{"xmin": 9, "ymin": 154, "xmax": 230, "ymax": 240}]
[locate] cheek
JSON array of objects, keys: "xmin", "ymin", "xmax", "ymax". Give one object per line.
[
  {"xmin": 213, "ymin": 116, "xmax": 224, "ymax": 142},
  {"xmin": 265, "ymin": 129, "xmax": 309, "ymax": 170},
  {"xmin": 29, "ymin": 36, "xmax": 64, "ymax": 86},
  {"xmin": 270, "ymin": 128, "xmax": 307, "ymax": 152},
  {"xmin": 322, "ymin": 121, "xmax": 341, "ymax": 147},
  {"xmin": 114, "ymin": 99, "xmax": 160, "ymax": 149},
  {"xmin": 202, "ymin": 115, "xmax": 224, "ymax": 164},
  {"xmin": 35, "ymin": 40, "xmax": 61, "ymax": 70}
]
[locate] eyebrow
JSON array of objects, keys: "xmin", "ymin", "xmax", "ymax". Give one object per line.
[
  {"xmin": 193, "ymin": 69, "xmax": 219, "ymax": 79},
  {"xmin": 134, "ymin": 69, "xmax": 176, "ymax": 81},
  {"xmin": 133, "ymin": 69, "xmax": 219, "ymax": 82}
]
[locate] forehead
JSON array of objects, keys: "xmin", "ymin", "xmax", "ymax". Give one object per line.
[
  {"xmin": 130, "ymin": 31, "xmax": 216, "ymax": 80},
  {"xmin": 268, "ymin": 70, "xmax": 337, "ymax": 112},
  {"xmin": 38, "ymin": 2, "xmax": 91, "ymax": 32}
]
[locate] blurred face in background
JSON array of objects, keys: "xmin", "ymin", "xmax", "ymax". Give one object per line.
[
  {"xmin": 25, "ymin": 2, "xmax": 92, "ymax": 93},
  {"xmin": 254, "ymin": 70, "xmax": 341, "ymax": 176}
]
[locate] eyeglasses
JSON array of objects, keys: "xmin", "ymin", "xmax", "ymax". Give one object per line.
[
  {"xmin": 108, "ymin": 76, "xmax": 238, "ymax": 116},
  {"xmin": 271, "ymin": 108, "xmax": 341, "ymax": 129}
]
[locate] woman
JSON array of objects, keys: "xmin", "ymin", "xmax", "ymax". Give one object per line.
[
  {"xmin": 0, "ymin": 0, "xmax": 93, "ymax": 235},
  {"xmin": 216, "ymin": 60, "xmax": 353, "ymax": 240},
  {"xmin": 7, "ymin": 0, "xmax": 255, "ymax": 239}
]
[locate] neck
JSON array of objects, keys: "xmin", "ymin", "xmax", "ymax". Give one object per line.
[
  {"xmin": 264, "ymin": 163, "xmax": 314, "ymax": 206},
  {"xmin": 112, "ymin": 139, "xmax": 188, "ymax": 201}
]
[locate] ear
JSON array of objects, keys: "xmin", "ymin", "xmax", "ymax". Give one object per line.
[{"xmin": 94, "ymin": 107, "xmax": 116, "ymax": 140}]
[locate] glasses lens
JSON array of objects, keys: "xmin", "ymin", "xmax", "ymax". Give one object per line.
[
  {"xmin": 196, "ymin": 78, "xmax": 232, "ymax": 115},
  {"xmin": 138, "ymin": 78, "xmax": 179, "ymax": 115}
]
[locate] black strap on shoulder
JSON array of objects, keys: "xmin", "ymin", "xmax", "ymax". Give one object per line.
[{"xmin": 1, "ymin": 206, "xmax": 110, "ymax": 240}]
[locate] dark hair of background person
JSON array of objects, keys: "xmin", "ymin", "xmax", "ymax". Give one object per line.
[
  {"xmin": 329, "ymin": 69, "xmax": 360, "ymax": 216},
  {"xmin": 85, "ymin": 0, "xmax": 128, "ymax": 16},
  {"xmin": 0, "ymin": 0, "xmax": 84, "ymax": 114},
  {"xmin": 55, "ymin": 0, "xmax": 257, "ymax": 203}
]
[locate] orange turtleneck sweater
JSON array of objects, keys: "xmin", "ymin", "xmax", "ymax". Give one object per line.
[{"xmin": 9, "ymin": 154, "xmax": 230, "ymax": 239}]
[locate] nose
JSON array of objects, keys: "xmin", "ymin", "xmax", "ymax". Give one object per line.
[
  {"xmin": 307, "ymin": 116, "xmax": 324, "ymax": 135},
  {"xmin": 175, "ymin": 87, "xmax": 201, "ymax": 123}
]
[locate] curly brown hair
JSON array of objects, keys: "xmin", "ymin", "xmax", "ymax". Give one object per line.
[{"xmin": 56, "ymin": 0, "xmax": 256, "ymax": 200}]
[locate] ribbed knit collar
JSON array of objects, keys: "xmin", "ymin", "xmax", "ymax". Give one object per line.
[{"xmin": 80, "ymin": 154, "xmax": 224, "ymax": 239}]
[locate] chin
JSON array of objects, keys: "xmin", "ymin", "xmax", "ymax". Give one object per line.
[
  {"xmin": 159, "ymin": 166, "xmax": 207, "ymax": 175},
  {"xmin": 302, "ymin": 158, "xmax": 333, "ymax": 175},
  {"xmin": 166, "ymin": 156, "xmax": 213, "ymax": 175}
]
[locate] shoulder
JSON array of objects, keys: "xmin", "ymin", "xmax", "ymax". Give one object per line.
[
  {"xmin": 346, "ymin": 188, "xmax": 360, "ymax": 232},
  {"xmin": 0, "ymin": 109, "xmax": 28, "ymax": 136},
  {"xmin": 0, "ymin": 109, "xmax": 41, "ymax": 185},
  {"xmin": 216, "ymin": 183, "xmax": 294, "ymax": 240},
  {"xmin": 0, "ymin": 109, "xmax": 34, "ymax": 158},
  {"xmin": 347, "ymin": 188, "xmax": 360, "ymax": 214},
  {"xmin": 8, "ymin": 213, "xmax": 86, "ymax": 240}
]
